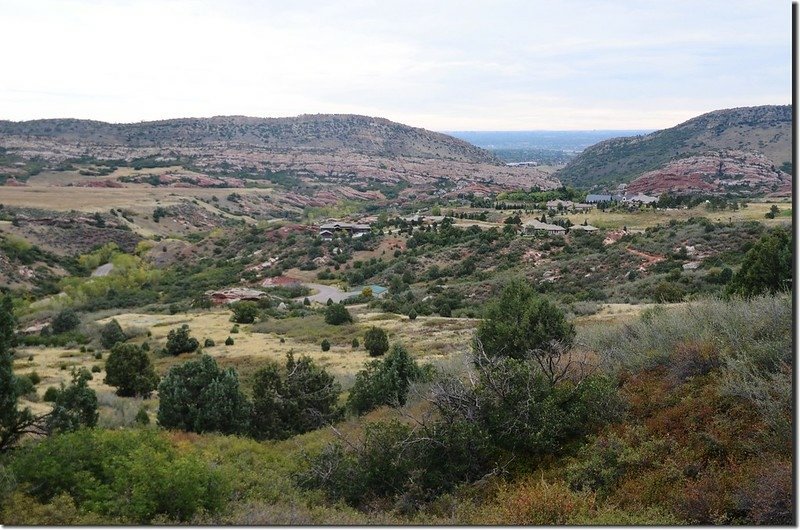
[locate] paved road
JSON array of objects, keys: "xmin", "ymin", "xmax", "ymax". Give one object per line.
[{"xmin": 301, "ymin": 282, "xmax": 360, "ymax": 303}]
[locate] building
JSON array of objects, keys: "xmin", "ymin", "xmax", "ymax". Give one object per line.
[
  {"xmin": 625, "ymin": 193, "xmax": 659, "ymax": 205},
  {"xmin": 523, "ymin": 219, "xmax": 567, "ymax": 236},
  {"xmin": 585, "ymin": 194, "xmax": 621, "ymax": 203},
  {"xmin": 572, "ymin": 224, "xmax": 599, "ymax": 232},
  {"xmin": 318, "ymin": 221, "xmax": 371, "ymax": 240},
  {"xmin": 546, "ymin": 199, "xmax": 574, "ymax": 210}
]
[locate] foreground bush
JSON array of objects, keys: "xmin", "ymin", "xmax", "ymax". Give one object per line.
[
  {"xmin": 104, "ymin": 343, "xmax": 159, "ymax": 397},
  {"xmin": 347, "ymin": 344, "xmax": 423, "ymax": 415},
  {"xmin": 5, "ymin": 429, "xmax": 227, "ymax": 523},
  {"xmin": 157, "ymin": 355, "xmax": 251, "ymax": 435},
  {"xmin": 250, "ymin": 352, "xmax": 342, "ymax": 440}
]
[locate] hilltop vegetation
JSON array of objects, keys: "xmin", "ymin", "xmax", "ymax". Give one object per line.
[{"xmin": 557, "ymin": 105, "xmax": 792, "ymax": 190}]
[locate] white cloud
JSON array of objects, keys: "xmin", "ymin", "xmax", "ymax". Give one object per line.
[{"xmin": 0, "ymin": 0, "xmax": 791, "ymax": 129}]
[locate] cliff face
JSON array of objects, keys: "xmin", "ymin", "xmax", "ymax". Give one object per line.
[
  {"xmin": 557, "ymin": 105, "xmax": 792, "ymax": 193},
  {"xmin": 626, "ymin": 150, "xmax": 791, "ymax": 197}
]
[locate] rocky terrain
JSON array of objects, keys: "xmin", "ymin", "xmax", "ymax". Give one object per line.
[
  {"xmin": 557, "ymin": 105, "xmax": 792, "ymax": 192},
  {"xmin": 0, "ymin": 114, "xmax": 557, "ymax": 194},
  {"xmin": 626, "ymin": 150, "xmax": 792, "ymax": 197}
]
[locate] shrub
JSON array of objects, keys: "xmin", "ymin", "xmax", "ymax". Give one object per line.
[
  {"xmin": 27, "ymin": 371, "xmax": 41, "ymax": 385},
  {"xmin": 303, "ymin": 297, "xmax": 310, "ymax": 306},
  {"xmin": 43, "ymin": 387, "xmax": 59, "ymax": 402},
  {"xmin": 135, "ymin": 406, "xmax": 150, "ymax": 425},
  {"xmin": 351, "ymin": 338, "xmax": 359, "ymax": 349},
  {"xmin": 45, "ymin": 369, "xmax": 98, "ymax": 434},
  {"xmin": 225, "ymin": 336, "xmax": 234, "ymax": 346},
  {"xmin": 727, "ymin": 228, "xmax": 792, "ymax": 297},
  {"xmin": 104, "ymin": 343, "xmax": 159, "ymax": 398},
  {"xmin": 204, "ymin": 338, "xmax": 215, "ymax": 348},
  {"xmin": 475, "ymin": 279, "xmax": 575, "ymax": 361},
  {"xmin": 250, "ymin": 352, "xmax": 342, "ymax": 440},
  {"xmin": 100, "ymin": 319, "xmax": 126, "ymax": 349},
  {"xmin": 321, "ymin": 339, "xmax": 331, "ymax": 351},
  {"xmin": 347, "ymin": 344, "xmax": 422, "ymax": 415},
  {"xmin": 230, "ymin": 301, "xmax": 259, "ymax": 324},
  {"xmin": 7, "ymin": 429, "xmax": 227, "ymax": 522},
  {"xmin": 408, "ymin": 309, "xmax": 417, "ymax": 320},
  {"xmin": 157, "ymin": 355, "xmax": 251, "ymax": 435},
  {"xmin": 165, "ymin": 325, "xmax": 199, "ymax": 356},
  {"xmin": 91, "ymin": 365, "xmax": 101, "ymax": 373},
  {"xmin": 230, "ymin": 325, "xmax": 239, "ymax": 334},
  {"xmin": 51, "ymin": 309, "xmax": 81, "ymax": 334},
  {"xmin": 363, "ymin": 326, "xmax": 389, "ymax": 357},
  {"xmin": 94, "ymin": 352, "xmax": 102, "ymax": 360},
  {"xmin": 324, "ymin": 304, "xmax": 353, "ymax": 326}
]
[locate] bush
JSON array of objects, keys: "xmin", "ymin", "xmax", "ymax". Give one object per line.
[
  {"xmin": 51, "ymin": 309, "xmax": 81, "ymax": 334},
  {"xmin": 27, "ymin": 371, "xmax": 41, "ymax": 385},
  {"xmin": 408, "ymin": 309, "xmax": 417, "ymax": 320},
  {"xmin": 476, "ymin": 279, "xmax": 575, "ymax": 360},
  {"xmin": 165, "ymin": 325, "xmax": 199, "ymax": 356},
  {"xmin": 347, "ymin": 344, "xmax": 422, "ymax": 415},
  {"xmin": 7, "ymin": 429, "xmax": 227, "ymax": 522},
  {"xmin": 135, "ymin": 407, "xmax": 150, "ymax": 425},
  {"xmin": 727, "ymin": 228, "xmax": 792, "ymax": 297},
  {"xmin": 351, "ymin": 338, "xmax": 359, "ymax": 349},
  {"xmin": 363, "ymin": 326, "xmax": 389, "ymax": 357},
  {"xmin": 157, "ymin": 355, "xmax": 251, "ymax": 435},
  {"xmin": 204, "ymin": 338, "xmax": 215, "ymax": 348},
  {"xmin": 225, "ymin": 336, "xmax": 234, "ymax": 346},
  {"xmin": 94, "ymin": 352, "xmax": 102, "ymax": 360},
  {"xmin": 100, "ymin": 319, "xmax": 126, "ymax": 349},
  {"xmin": 230, "ymin": 325, "xmax": 239, "ymax": 334},
  {"xmin": 91, "ymin": 365, "xmax": 101, "ymax": 373},
  {"xmin": 321, "ymin": 339, "xmax": 331, "ymax": 351},
  {"xmin": 250, "ymin": 352, "xmax": 342, "ymax": 440},
  {"xmin": 45, "ymin": 369, "xmax": 98, "ymax": 434},
  {"xmin": 104, "ymin": 343, "xmax": 159, "ymax": 398},
  {"xmin": 43, "ymin": 387, "xmax": 59, "ymax": 402},
  {"xmin": 230, "ymin": 301, "xmax": 259, "ymax": 324},
  {"xmin": 324, "ymin": 304, "xmax": 353, "ymax": 326}
]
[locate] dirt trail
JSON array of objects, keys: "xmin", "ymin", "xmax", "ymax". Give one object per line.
[{"xmin": 626, "ymin": 246, "xmax": 666, "ymax": 271}]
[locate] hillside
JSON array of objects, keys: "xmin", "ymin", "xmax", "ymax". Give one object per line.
[
  {"xmin": 0, "ymin": 114, "xmax": 501, "ymax": 164},
  {"xmin": 0, "ymin": 114, "xmax": 558, "ymax": 201},
  {"xmin": 557, "ymin": 105, "xmax": 792, "ymax": 191}
]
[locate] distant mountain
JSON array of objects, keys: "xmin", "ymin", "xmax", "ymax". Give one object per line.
[
  {"xmin": 446, "ymin": 130, "xmax": 652, "ymax": 152},
  {"xmin": 556, "ymin": 105, "xmax": 792, "ymax": 192},
  {"xmin": 0, "ymin": 114, "xmax": 500, "ymax": 164},
  {"xmin": 0, "ymin": 114, "xmax": 559, "ymax": 196}
]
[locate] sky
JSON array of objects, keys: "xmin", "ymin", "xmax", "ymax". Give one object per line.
[{"xmin": 0, "ymin": 0, "xmax": 792, "ymax": 130}]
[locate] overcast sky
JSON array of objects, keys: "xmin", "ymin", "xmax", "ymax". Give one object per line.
[{"xmin": 0, "ymin": 0, "xmax": 792, "ymax": 130}]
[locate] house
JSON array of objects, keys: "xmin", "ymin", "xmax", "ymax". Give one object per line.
[
  {"xmin": 546, "ymin": 199, "xmax": 573, "ymax": 210},
  {"xmin": 585, "ymin": 194, "xmax": 621, "ymax": 203},
  {"xmin": 573, "ymin": 203, "xmax": 594, "ymax": 211},
  {"xmin": 572, "ymin": 224, "xmax": 599, "ymax": 232},
  {"xmin": 625, "ymin": 193, "xmax": 659, "ymax": 205},
  {"xmin": 524, "ymin": 219, "xmax": 567, "ymax": 236},
  {"xmin": 318, "ymin": 221, "xmax": 371, "ymax": 239}
]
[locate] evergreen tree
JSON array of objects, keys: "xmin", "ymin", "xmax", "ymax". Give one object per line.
[{"xmin": 0, "ymin": 296, "xmax": 35, "ymax": 453}]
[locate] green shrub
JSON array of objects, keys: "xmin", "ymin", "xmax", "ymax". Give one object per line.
[
  {"xmin": 104, "ymin": 343, "xmax": 159, "ymax": 398},
  {"xmin": 230, "ymin": 301, "xmax": 259, "ymax": 324},
  {"xmin": 135, "ymin": 407, "xmax": 150, "ymax": 425},
  {"xmin": 45, "ymin": 369, "xmax": 98, "ymax": 434},
  {"xmin": 225, "ymin": 336, "xmax": 234, "ymax": 346},
  {"xmin": 727, "ymin": 228, "xmax": 792, "ymax": 297},
  {"xmin": 250, "ymin": 352, "xmax": 342, "ymax": 440},
  {"xmin": 91, "ymin": 365, "xmax": 101, "ymax": 373},
  {"xmin": 324, "ymin": 303, "xmax": 353, "ymax": 326},
  {"xmin": 347, "ymin": 344, "xmax": 422, "ymax": 415},
  {"xmin": 351, "ymin": 338, "xmax": 359, "ymax": 348},
  {"xmin": 7, "ymin": 429, "xmax": 227, "ymax": 522},
  {"xmin": 204, "ymin": 338, "xmax": 215, "ymax": 348},
  {"xmin": 363, "ymin": 326, "xmax": 389, "ymax": 357},
  {"xmin": 157, "ymin": 355, "xmax": 250, "ymax": 435},
  {"xmin": 100, "ymin": 319, "xmax": 126, "ymax": 349},
  {"xmin": 27, "ymin": 371, "xmax": 41, "ymax": 385},
  {"xmin": 94, "ymin": 352, "xmax": 102, "ymax": 360},
  {"xmin": 165, "ymin": 325, "xmax": 199, "ymax": 356},
  {"xmin": 51, "ymin": 309, "xmax": 81, "ymax": 334},
  {"xmin": 321, "ymin": 339, "xmax": 331, "ymax": 351},
  {"xmin": 476, "ymin": 279, "xmax": 574, "ymax": 360},
  {"xmin": 43, "ymin": 387, "xmax": 59, "ymax": 402}
]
